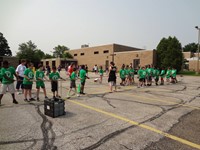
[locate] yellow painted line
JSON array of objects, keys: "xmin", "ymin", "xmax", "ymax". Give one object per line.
[
  {"xmin": 120, "ymin": 93, "xmax": 200, "ymax": 110},
  {"xmin": 68, "ymin": 100, "xmax": 200, "ymax": 150}
]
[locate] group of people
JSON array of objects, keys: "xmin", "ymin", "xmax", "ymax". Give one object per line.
[
  {"xmin": 0, "ymin": 60, "xmax": 89, "ymax": 105},
  {"xmin": 0, "ymin": 59, "xmax": 178, "ymax": 105}
]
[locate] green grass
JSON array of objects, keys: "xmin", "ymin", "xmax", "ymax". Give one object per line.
[{"xmin": 178, "ymin": 71, "xmax": 200, "ymax": 76}]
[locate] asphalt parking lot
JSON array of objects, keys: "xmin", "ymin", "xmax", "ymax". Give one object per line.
[{"xmin": 0, "ymin": 71, "xmax": 200, "ymax": 150}]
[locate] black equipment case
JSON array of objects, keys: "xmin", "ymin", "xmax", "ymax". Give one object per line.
[{"xmin": 44, "ymin": 98, "xmax": 65, "ymax": 118}]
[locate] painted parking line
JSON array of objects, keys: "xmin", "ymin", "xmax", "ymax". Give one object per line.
[
  {"xmin": 119, "ymin": 93, "xmax": 200, "ymax": 110},
  {"xmin": 67, "ymin": 100, "xmax": 200, "ymax": 150}
]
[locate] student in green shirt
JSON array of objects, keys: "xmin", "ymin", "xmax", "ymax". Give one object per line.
[
  {"xmin": 67, "ymin": 68, "xmax": 79, "ymax": 98},
  {"xmin": 166, "ymin": 67, "xmax": 172, "ymax": 83},
  {"xmin": 99, "ymin": 65, "xmax": 104, "ymax": 84},
  {"xmin": 154, "ymin": 67, "xmax": 160, "ymax": 86},
  {"xmin": 171, "ymin": 67, "xmax": 177, "ymax": 83},
  {"xmin": 36, "ymin": 64, "xmax": 48, "ymax": 101},
  {"xmin": 0, "ymin": 60, "xmax": 18, "ymax": 105},
  {"xmin": 160, "ymin": 67, "xmax": 165, "ymax": 85},
  {"xmin": 119, "ymin": 64, "xmax": 126, "ymax": 86},
  {"xmin": 49, "ymin": 66, "xmax": 64, "ymax": 99},
  {"xmin": 138, "ymin": 67, "xmax": 146, "ymax": 88},
  {"xmin": 79, "ymin": 65, "xmax": 89, "ymax": 95},
  {"xmin": 125, "ymin": 65, "xmax": 130, "ymax": 85},
  {"xmin": 23, "ymin": 63, "xmax": 35, "ymax": 102}
]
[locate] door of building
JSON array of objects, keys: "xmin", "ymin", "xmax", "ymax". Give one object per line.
[{"xmin": 133, "ymin": 59, "xmax": 140, "ymax": 69}]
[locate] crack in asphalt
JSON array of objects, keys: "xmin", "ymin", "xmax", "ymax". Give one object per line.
[{"xmin": 30, "ymin": 103, "xmax": 57, "ymax": 150}]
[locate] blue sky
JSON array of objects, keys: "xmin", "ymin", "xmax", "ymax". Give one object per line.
[{"xmin": 0, "ymin": 0, "xmax": 200, "ymax": 55}]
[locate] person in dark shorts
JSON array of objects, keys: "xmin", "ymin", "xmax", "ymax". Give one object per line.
[
  {"xmin": 108, "ymin": 62, "xmax": 117, "ymax": 92},
  {"xmin": 36, "ymin": 64, "xmax": 48, "ymax": 101},
  {"xmin": 79, "ymin": 65, "xmax": 89, "ymax": 94},
  {"xmin": 23, "ymin": 63, "xmax": 35, "ymax": 102},
  {"xmin": 49, "ymin": 66, "xmax": 64, "ymax": 99}
]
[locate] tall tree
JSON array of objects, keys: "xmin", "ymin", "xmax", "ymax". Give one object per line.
[
  {"xmin": 53, "ymin": 45, "xmax": 70, "ymax": 58},
  {"xmin": 0, "ymin": 32, "xmax": 12, "ymax": 56},
  {"xmin": 156, "ymin": 36, "xmax": 183, "ymax": 71},
  {"xmin": 183, "ymin": 43, "xmax": 198, "ymax": 53},
  {"xmin": 16, "ymin": 40, "xmax": 44, "ymax": 66}
]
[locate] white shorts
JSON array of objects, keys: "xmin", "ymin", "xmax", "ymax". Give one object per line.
[{"xmin": 0, "ymin": 83, "xmax": 15, "ymax": 94}]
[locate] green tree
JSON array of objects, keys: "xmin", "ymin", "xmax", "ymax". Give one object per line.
[
  {"xmin": 0, "ymin": 32, "xmax": 12, "ymax": 56},
  {"xmin": 156, "ymin": 36, "xmax": 183, "ymax": 71},
  {"xmin": 16, "ymin": 40, "xmax": 44, "ymax": 66},
  {"xmin": 63, "ymin": 52, "xmax": 73, "ymax": 59},
  {"xmin": 44, "ymin": 53, "xmax": 54, "ymax": 59},
  {"xmin": 53, "ymin": 45, "xmax": 70, "ymax": 58},
  {"xmin": 183, "ymin": 43, "xmax": 198, "ymax": 53}
]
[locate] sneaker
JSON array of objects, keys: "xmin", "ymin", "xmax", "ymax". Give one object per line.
[
  {"xmin": 77, "ymin": 94, "xmax": 80, "ymax": 97},
  {"xmin": 44, "ymin": 96, "xmax": 48, "ymax": 99},
  {"xmin": 37, "ymin": 97, "xmax": 40, "ymax": 101},
  {"xmin": 13, "ymin": 99, "xmax": 18, "ymax": 104},
  {"xmin": 29, "ymin": 98, "xmax": 35, "ymax": 101},
  {"xmin": 80, "ymin": 92, "xmax": 85, "ymax": 95},
  {"xmin": 24, "ymin": 99, "xmax": 30, "ymax": 102},
  {"xmin": 56, "ymin": 95, "xmax": 61, "ymax": 98}
]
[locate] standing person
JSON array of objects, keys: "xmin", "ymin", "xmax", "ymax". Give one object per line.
[
  {"xmin": 119, "ymin": 64, "xmax": 126, "ymax": 86},
  {"xmin": 49, "ymin": 66, "xmax": 65, "ymax": 99},
  {"xmin": 68, "ymin": 63, "xmax": 75, "ymax": 77},
  {"xmin": 0, "ymin": 60, "xmax": 18, "ymax": 105},
  {"xmin": 79, "ymin": 65, "xmax": 89, "ymax": 94},
  {"xmin": 171, "ymin": 67, "xmax": 177, "ymax": 83},
  {"xmin": 46, "ymin": 64, "xmax": 51, "ymax": 76},
  {"xmin": 166, "ymin": 67, "xmax": 172, "ymax": 84},
  {"xmin": 67, "ymin": 68, "xmax": 79, "ymax": 98},
  {"xmin": 154, "ymin": 67, "xmax": 160, "ymax": 86},
  {"xmin": 58, "ymin": 65, "xmax": 61, "ymax": 73},
  {"xmin": 16, "ymin": 59, "xmax": 26, "ymax": 95},
  {"xmin": 98, "ymin": 65, "xmax": 104, "ymax": 84},
  {"xmin": 160, "ymin": 67, "xmax": 165, "ymax": 85},
  {"xmin": 93, "ymin": 64, "xmax": 98, "ymax": 74},
  {"xmin": 35, "ymin": 64, "xmax": 48, "ymax": 101},
  {"xmin": 23, "ymin": 63, "xmax": 35, "ymax": 102},
  {"xmin": 108, "ymin": 62, "xmax": 117, "ymax": 92}
]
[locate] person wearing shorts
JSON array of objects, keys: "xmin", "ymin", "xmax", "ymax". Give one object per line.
[
  {"xmin": 99, "ymin": 65, "xmax": 104, "ymax": 84},
  {"xmin": 36, "ymin": 64, "xmax": 48, "ymax": 101},
  {"xmin": 0, "ymin": 60, "xmax": 19, "ymax": 105},
  {"xmin": 67, "ymin": 68, "xmax": 79, "ymax": 98},
  {"xmin": 49, "ymin": 66, "xmax": 64, "ymax": 99},
  {"xmin": 23, "ymin": 63, "xmax": 35, "ymax": 102},
  {"xmin": 79, "ymin": 65, "xmax": 89, "ymax": 94},
  {"xmin": 119, "ymin": 64, "xmax": 126, "ymax": 86}
]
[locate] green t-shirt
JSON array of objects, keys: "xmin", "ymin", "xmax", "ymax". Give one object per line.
[
  {"xmin": 120, "ymin": 69, "xmax": 126, "ymax": 79},
  {"xmin": 160, "ymin": 70, "xmax": 165, "ymax": 78},
  {"xmin": 70, "ymin": 72, "xmax": 77, "ymax": 81},
  {"xmin": 23, "ymin": 68, "xmax": 34, "ymax": 85},
  {"xmin": 99, "ymin": 69, "xmax": 104, "ymax": 75},
  {"xmin": 1, "ymin": 67, "xmax": 15, "ymax": 84},
  {"xmin": 141, "ymin": 70, "xmax": 147, "ymax": 79},
  {"xmin": 125, "ymin": 69, "xmax": 130, "ymax": 76},
  {"xmin": 79, "ymin": 69, "xmax": 86, "ymax": 82},
  {"xmin": 171, "ymin": 69, "xmax": 177, "ymax": 77},
  {"xmin": 166, "ymin": 70, "xmax": 172, "ymax": 78},
  {"xmin": 36, "ymin": 70, "xmax": 45, "ymax": 84},
  {"xmin": 49, "ymin": 72, "xmax": 60, "ymax": 81},
  {"xmin": 155, "ymin": 69, "xmax": 160, "ymax": 78}
]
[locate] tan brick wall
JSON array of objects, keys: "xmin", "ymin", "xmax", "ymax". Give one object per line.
[
  {"xmin": 69, "ymin": 44, "xmax": 155, "ymax": 70},
  {"xmin": 183, "ymin": 52, "xmax": 192, "ymax": 59},
  {"xmin": 189, "ymin": 60, "xmax": 200, "ymax": 71}
]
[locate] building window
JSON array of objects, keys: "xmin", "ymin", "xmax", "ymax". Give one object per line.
[
  {"xmin": 81, "ymin": 53, "xmax": 84, "ymax": 56},
  {"xmin": 74, "ymin": 54, "xmax": 77, "ymax": 56},
  {"xmin": 94, "ymin": 51, "xmax": 99, "ymax": 54},
  {"xmin": 103, "ymin": 50, "xmax": 109, "ymax": 53}
]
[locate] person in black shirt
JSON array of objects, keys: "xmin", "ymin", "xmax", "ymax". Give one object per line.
[{"xmin": 108, "ymin": 62, "xmax": 117, "ymax": 92}]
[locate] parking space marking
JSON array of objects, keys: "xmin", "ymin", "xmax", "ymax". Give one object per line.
[{"xmin": 68, "ymin": 100, "xmax": 200, "ymax": 150}]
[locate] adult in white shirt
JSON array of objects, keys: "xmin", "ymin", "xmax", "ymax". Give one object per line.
[{"xmin": 16, "ymin": 59, "xmax": 26, "ymax": 94}]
